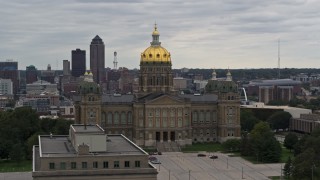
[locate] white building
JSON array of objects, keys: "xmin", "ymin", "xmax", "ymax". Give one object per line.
[{"xmin": 0, "ymin": 79, "xmax": 13, "ymax": 95}]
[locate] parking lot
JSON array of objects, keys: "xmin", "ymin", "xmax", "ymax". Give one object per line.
[
  {"xmin": 156, "ymin": 152, "xmax": 284, "ymax": 180},
  {"xmin": 0, "ymin": 152, "xmax": 283, "ymax": 180}
]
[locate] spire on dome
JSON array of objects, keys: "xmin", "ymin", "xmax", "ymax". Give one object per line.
[
  {"xmin": 226, "ymin": 69, "xmax": 232, "ymax": 81},
  {"xmin": 151, "ymin": 23, "xmax": 161, "ymax": 46},
  {"xmin": 211, "ymin": 68, "xmax": 217, "ymax": 80}
]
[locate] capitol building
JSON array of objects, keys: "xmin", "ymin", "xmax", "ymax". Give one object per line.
[{"xmin": 74, "ymin": 25, "xmax": 241, "ymax": 149}]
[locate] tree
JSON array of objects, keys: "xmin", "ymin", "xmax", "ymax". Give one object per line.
[
  {"xmin": 9, "ymin": 143, "xmax": 24, "ymax": 162},
  {"xmin": 267, "ymin": 111, "xmax": 292, "ymax": 130},
  {"xmin": 283, "ymin": 156, "xmax": 292, "ymax": 178},
  {"xmin": 284, "ymin": 133, "xmax": 299, "ymax": 152},
  {"xmin": 249, "ymin": 122, "xmax": 282, "ymax": 163},
  {"xmin": 240, "ymin": 109, "xmax": 260, "ymax": 132},
  {"xmin": 222, "ymin": 139, "xmax": 241, "ymax": 152},
  {"xmin": 292, "ymin": 148, "xmax": 315, "ymax": 180}
]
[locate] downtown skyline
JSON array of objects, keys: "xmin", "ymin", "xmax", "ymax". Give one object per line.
[{"xmin": 1, "ymin": 0, "xmax": 320, "ymax": 70}]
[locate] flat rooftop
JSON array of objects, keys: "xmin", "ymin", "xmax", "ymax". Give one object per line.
[
  {"xmin": 39, "ymin": 134, "xmax": 146, "ymax": 158},
  {"xmin": 71, "ymin": 124, "xmax": 104, "ymax": 133}
]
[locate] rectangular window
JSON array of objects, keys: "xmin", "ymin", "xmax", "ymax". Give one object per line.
[
  {"xmin": 139, "ymin": 119, "xmax": 144, "ymax": 127},
  {"xmin": 178, "ymin": 118, "xmax": 182, "ymax": 127},
  {"xmin": 114, "ymin": 161, "xmax": 120, "ymax": 168},
  {"xmin": 103, "ymin": 161, "xmax": 108, "ymax": 168},
  {"xmin": 93, "ymin": 161, "xmax": 98, "ymax": 168},
  {"xmin": 125, "ymin": 161, "xmax": 130, "ymax": 168},
  {"xmin": 135, "ymin": 161, "xmax": 140, "ymax": 167},
  {"xmin": 71, "ymin": 162, "xmax": 76, "ymax": 169},
  {"xmin": 60, "ymin": 162, "xmax": 66, "ymax": 170},
  {"xmin": 49, "ymin": 162, "xmax": 55, "ymax": 169},
  {"xmin": 155, "ymin": 109, "xmax": 160, "ymax": 117},
  {"xmin": 82, "ymin": 162, "xmax": 87, "ymax": 169},
  {"xmin": 156, "ymin": 118, "xmax": 160, "ymax": 127},
  {"xmin": 170, "ymin": 118, "xmax": 175, "ymax": 127},
  {"xmin": 162, "ymin": 118, "xmax": 167, "ymax": 127},
  {"xmin": 149, "ymin": 118, "xmax": 153, "ymax": 127}
]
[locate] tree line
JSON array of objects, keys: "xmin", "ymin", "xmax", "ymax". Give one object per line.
[{"xmin": 0, "ymin": 107, "xmax": 74, "ymax": 162}]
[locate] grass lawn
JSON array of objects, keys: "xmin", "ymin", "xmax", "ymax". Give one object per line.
[
  {"xmin": 181, "ymin": 142, "xmax": 223, "ymax": 152},
  {"xmin": 229, "ymin": 145, "xmax": 293, "ymax": 164},
  {"xmin": 0, "ymin": 160, "xmax": 32, "ymax": 172},
  {"xmin": 268, "ymin": 176, "xmax": 290, "ymax": 180},
  {"xmin": 280, "ymin": 145, "xmax": 294, "ymax": 163}
]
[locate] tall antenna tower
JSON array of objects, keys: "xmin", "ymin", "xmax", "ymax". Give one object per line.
[
  {"xmin": 113, "ymin": 51, "xmax": 118, "ymax": 70},
  {"xmin": 278, "ymin": 39, "xmax": 280, "ymax": 79}
]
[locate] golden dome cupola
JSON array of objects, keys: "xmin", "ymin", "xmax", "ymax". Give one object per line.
[{"xmin": 140, "ymin": 24, "xmax": 171, "ymax": 63}]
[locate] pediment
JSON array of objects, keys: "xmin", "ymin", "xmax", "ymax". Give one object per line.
[{"xmin": 145, "ymin": 95, "xmax": 184, "ymax": 105}]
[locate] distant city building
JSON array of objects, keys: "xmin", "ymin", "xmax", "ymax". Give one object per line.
[
  {"xmin": 118, "ymin": 67, "xmax": 133, "ymax": 94},
  {"xmin": 32, "ymin": 124, "xmax": 157, "ymax": 180},
  {"xmin": 26, "ymin": 65, "xmax": 38, "ymax": 84},
  {"xmin": 90, "ymin": 36, "xmax": 106, "ymax": 84},
  {"xmin": 63, "ymin": 60, "xmax": 71, "ymax": 76},
  {"xmin": 173, "ymin": 77, "xmax": 190, "ymax": 90},
  {"xmin": 244, "ymin": 79, "xmax": 301, "ymax": 104},
  {"xmin": 71, "ymin": 49, "xmax": 86, "ymax": 77},
  {"xmin": 26, "ymin": 80, "xmax": 58, "ymax": 95},
  {"xmin": 290, "ymin": 73, "xmax": 320, "ymax": 83},
  {"xmin": 0, "ymin": 79, "xmax": 13, "ymax": 95},
  {"xmin": 0, "ymin": 60, "xmax": 19, "ymax": 95},
  {"xmin": 0, "ymin": 94, "xmax": 14, "ymax": 109},
  {"xmin": 41, "ymin": 64, "xmax": 55, "ymax": 84}
]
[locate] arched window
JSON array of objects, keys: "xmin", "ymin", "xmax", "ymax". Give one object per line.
[
  {"xmin": 107, "ymin": 112, "xmax": 112, "ymax": 125},
  {"xmin": 101, "ymin": 112, "xmax": 106, "ymax": 128},
  {"xmin": 199, "ymin": 111, "xmax": 204, "ymax": 123},
  {"xmin": 121, "ymin": 112, "xmax": 126, "ymax": 124},
  {"xmin": 205, "ymin": 111, "xmax": 210, "ymax": 123},
  {"xmin": 192, "ymin": 111, "xmax": 198, "ymax": 124},
  {"xmin": 128, "ymin": 112, "xmax": 132, "ymax": 124},
  {"xmin": 114, "ymin": 112, "xmax": 119, "ymax": 125}
]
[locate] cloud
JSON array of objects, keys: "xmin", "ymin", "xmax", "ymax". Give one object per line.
[{"xmin": 0, "ymin": 0, "xmax": 320, "ymax": 69}]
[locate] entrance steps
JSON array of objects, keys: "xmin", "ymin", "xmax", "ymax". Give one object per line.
[{"xmin": 156, "ymin": 141, "xmax": 180, "ymax": 152}]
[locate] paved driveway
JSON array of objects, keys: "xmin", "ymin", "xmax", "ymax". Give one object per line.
[{"xmin": 156, "ymin": 152, "xmax": 284, "ymax": 180}]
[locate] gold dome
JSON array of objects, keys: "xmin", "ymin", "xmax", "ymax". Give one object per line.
[
  {"xmin": 140, "ymin": 24, "xmax": 171, "ymax": 63},
  {"xmin": 141, "ymin": 46, "xmax": 171, "ymax": 62}
]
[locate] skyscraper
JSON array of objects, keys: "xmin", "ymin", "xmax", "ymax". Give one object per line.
[
  {"xmin": 0, "ymin": 61, "xmax": 18, "ymax": 95},
  {"xmin": 26, "ymin": 65, "xmax": 38, "ymax": 84},
  {"xmin": 90, "ymin": 35, "xmax": 105, "ymax": 84},
  {"xmin": 71, "ymin": 49, "xmax": 86, "ymax": 77},
  {"xmin": 63, "ymin": 60, "xmax": 70, "ymax": 76}
]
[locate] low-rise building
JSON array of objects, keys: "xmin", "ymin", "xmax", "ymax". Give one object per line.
[
  {"xmin": 32, "ymin": 124, "xmax": 157, "ymax": 180},
  {"xmin": 290, "ymin": 113, "xmax": 320, "ymax": 133}
]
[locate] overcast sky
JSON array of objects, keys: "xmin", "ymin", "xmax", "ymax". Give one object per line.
[{"xmin": 1, "ymin": 0, "xmax": 320, "ymax": 70}]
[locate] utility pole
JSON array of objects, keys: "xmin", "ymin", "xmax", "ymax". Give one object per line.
[{"xmin": 242, "ymin": 167, "xmax": 244, "ymax": 179}]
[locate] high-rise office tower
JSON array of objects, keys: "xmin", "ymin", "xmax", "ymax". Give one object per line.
[
  {"xmin": 71, "ymin": 49, "xmax": 86, "ymax": 77},
  {"xmin": 26, "ymin": 65, "xmax": 38, "ymax": 84},
  {"xmin": 0, "ymin": 61, "xmax": 19, "ymax": 94},
  {"xmin": 90, "ymin": 35, "xmax": 105, "ymax": 84},
  {"xmin": 63, "ymin": 60, "xmax": 70, "ymax": 76}
]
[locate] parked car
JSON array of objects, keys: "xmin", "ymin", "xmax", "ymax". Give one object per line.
[
  {"xmin": 197, "ymin": 153, "xmax": 206, "ymax": 157},
  {"xmin": 151, "ymin": 159, "xmax": 161, "ymax": 164},
  {"xmin": 149, "ymin": 156, "xmax": 157, "ymax": 161},
  {"xmin": 209, "ymin": 155, "xmax": 218, "ymax": 159}
]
